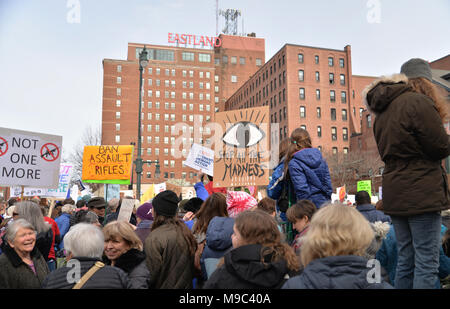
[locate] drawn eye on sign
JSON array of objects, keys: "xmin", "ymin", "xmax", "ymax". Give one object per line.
[{"xmin": 221, "ymin": 109, "xmax": 267, "ymax": 148}]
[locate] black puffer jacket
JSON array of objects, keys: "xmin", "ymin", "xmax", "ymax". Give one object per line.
[
  {"xmin": 364, "ymin": 74, "xmax": 450, "ymax": 216},
  {"xmin": 203, "ymin": 244, "xmax": 297, "ymax": 289},
  {"xmin": 282, "ymin": 255, "xmax": 393, "ymax": 289},
  {"xmin": 103, "ymin": 249, "xmax": 150, "ymax": 289},
  {"xmin": 42, "ymin": 257, "xmax": 129, "ymax": 289}
]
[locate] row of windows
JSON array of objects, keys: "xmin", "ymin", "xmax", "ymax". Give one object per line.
[
  {"xmin": 298, "ymin": 106, "xmax": 349, "ymax": 121},
  {"xmin": 298, "ymin": 70, "xmax": 346, "ymax": 85},
  {"xmin": 114, "ymin": 112, "xmax": 211, "ymax": 123},
  {"xmin": 181, "ymin": 52, "xmax": 211, "ymax": 63},
  {"xmin": 299, "ymin": 88, "xmax": 347, "ymax": 103},
  {"xmin": 215, "ymin": 55, "xmax": 262, "ymax": 66},
  {"xmin": 146, "ymin": 171, "xmax": 198, "ymax": 180},
  {"xmin": 140, "ymin": 90, "xmax": 213, "ymax": 100},
  {"xmin": 130, "ymin": 66, "xmax": 212, "ymax": 79},
  {"xmin": 298, "ymin": 54, "xmax": 345, "ymax": 68}
]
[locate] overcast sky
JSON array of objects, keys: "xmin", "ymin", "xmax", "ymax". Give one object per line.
[{"xmin": 1, "ymin": 0, "xmax": 449, "ymax": 160}]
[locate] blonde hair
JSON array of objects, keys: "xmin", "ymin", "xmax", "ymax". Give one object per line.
[
  {"xmin": 103, "ymin": 221, "xmax": 143, "ymax": 251},
  {"xmin": 300, "ymin": 203, "xmax": 374, "ymax": 267}
]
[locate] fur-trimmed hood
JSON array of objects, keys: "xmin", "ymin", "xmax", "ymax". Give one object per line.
[{"xmin": 363, "ymin": 73, "xmax": 411, "ymax": 115}]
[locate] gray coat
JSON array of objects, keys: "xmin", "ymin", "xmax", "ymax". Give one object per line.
[{"xmin": 0, "ymin": 244, "xmax": 50, "ymax": 289}]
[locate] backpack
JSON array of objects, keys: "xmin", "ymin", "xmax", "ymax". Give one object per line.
[{"xmin": 277, "ymin": 171, "xmax": 292, "ymax": 213}]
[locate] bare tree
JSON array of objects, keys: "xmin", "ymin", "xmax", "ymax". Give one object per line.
[{"xmin": 68, "ymin": 125, "xmax": 102, "ymax": 193}]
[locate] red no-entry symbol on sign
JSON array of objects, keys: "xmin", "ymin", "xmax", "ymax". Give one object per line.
[
  {"xmin": 40, "ymin": 143, "xmax": 60, "ymax": 162},
  {"xmin": 0, "ymin": 137, "xmax": 8, "ymax": 157}
]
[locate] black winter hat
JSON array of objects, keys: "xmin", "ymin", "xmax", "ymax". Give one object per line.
[
  {"xmin": 400, "ymin": 58, "xmax": 432, "ymax": 82},
  {"xmin": 152, "ymin": 190, "xmax": 179, "ymax": 218},
  {"xmin": 87, "ymin": 197, "xmax": 107, "ymax": 209}
]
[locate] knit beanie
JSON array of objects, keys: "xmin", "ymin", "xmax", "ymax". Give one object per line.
[
  {"xmin": 400, "ymin": 58, "xmax": 432, "ymax": 82},
  {"xmin": 152, "ymin": 190, "xmax": 179, "ymax": 218},
  {"xmin": 136, "ymin": 202, "xmax": 153, "ymax": 221},
  {"xmin": 183, "ymin": 197, "xmax": 204, "ymax": 214},
  {"xmin": 226, "ymin": 191, "xmax": 258, "ymax": 218}
]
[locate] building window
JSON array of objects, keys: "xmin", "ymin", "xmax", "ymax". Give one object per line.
[
  {"xmin": 116, "ymin": 88, "xmax": 121, "ymax": 96},
  {"xmin": 116, "ymin": 76, "xmax": 121, "ymax": 84},
  {"xmin": 339, "ymin": 58, "xmax": 345, "ymax": 68},
  {"xmin": 317, "ymin": 107, "xmax": 321, "ymax": 118},
  {"xmin": 156, "ymin": 68, "xmax": 160, "ymax": 75},
  {"xmin": 116, "ymin": 100, "xmax": 121, "ymax": 107},
  {"xmin": 331, "ymin": 127, "xmax": 337, "ymax": 141},
  {"xmin": 115, "ymin": 112, "xmax": 120, "ymax": 119},
  {"xmin": 367, "ymin": 114, "xmax": 372, "ymax": 128},
  {"xmin": 298, "ymin": 70, "xmax": 304, "ymax": 81},
  {"xmin": 331, "ymin": 108, "xmax": 336, "ymax": 121},
  {"xmin": 240, "ymin": 57, "xmax": 245, "ymax": 65},
  {"xmin": 231, "ymin": 56, "xmax": 237, "ymax": 64},
  {"xmin": 115, "ymin": 135, "xmax": 120, "ymax": 143},
  {"xmin": 182, "ymin": 52, "xmax": 194, "ymax": 61},
  {"xmin": 330, "ymin": 90, "xmax": 336, "ymax": 102},
  {"xmin": 199, "ymin": 53, "xmax": 211, "ymax": 62},
  {"xmin": 328, "ymin": 57, "xmax": 334, "ymax": 67},
  {"xmin": 298, "ymin": 53, "xmax": 304, "ymax": 63},
  {"xmin": 231, "ymin": 75, "xmax": 237, "ymax": 83},
  {"xmin": 343, "ymin": 147, "xmax": 348, "ymax": 154},
  {"xmin": 299, "ymin": 88, "xmax": 305, "ymax": 100},
  {"xmin": 343, "ymin": 127, "xmax": 348, "ymax": 141},
  {"xmin": 115, "ymin": 123, "xmax": 120, "ymax": 131},
  {"xmin": 117, "ymin": 65, "xmax": 122, "ymax": 72},
  {"xmin": 316, "ymin": 89, "xmax": 320, "ymax": 100},
  {"xmin": 340, "ymin": 74, "xmax": 345, "ymax": 86},
  {"xmin": 332, "ymin": 147, "xmax": 338, "ymax": 155},
  {"xmin": 315, "ymin": 55, "xmax": 319, "ymax": 64},
  {"xmin": 329, "ymin": 73, "xmax": 334, "ymax": 84},
  {"xmin": 148, "ymin": 67, "xmax": 152, "ymax": 74},
  {"xmin": 341, "ymin": 91, "xmax": 347, "ymax": 103},
  {"xmin": 215, "ymin": 58, "xmax": 220, "ymax": 65},
  {"xmin": 315, "ymin": 71, "xmax": 320, "ymax": 82},
  {"xmin": 317, "ymin": 126, "xmax": 322, "ymax": 137},
  {"xmin": 146, "ymin": 172, "xmax": 151, "ymax": 179},
  {"xmin": 300, "ymin": 106, "xmax": 306, "ymax": 118},
  {"xmin": 342, "ymin": 109, "xmax": 348, "ymax": 121},
  {"xmin": 256, "ymin": 58, "xmax": 262, "ymax": 66},
  {"xmin": 360, "ymin": 108, "xmax": 364, "ymax": 117}
]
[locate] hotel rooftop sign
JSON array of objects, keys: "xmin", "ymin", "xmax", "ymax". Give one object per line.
[{"xmin": 168, "ymin": 33, "xmax": 222, "ymax": 48}]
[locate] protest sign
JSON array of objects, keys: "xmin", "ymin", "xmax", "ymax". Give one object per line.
[
  {"xmin": 82, "ymin": 145, "xmax": 134, "ymax": 184},
  {"xmin": 105, "ymin": 184, "xmax": 120, "ymax": 201},
  {"xmin": 184, "ymin": 143, "xmax": 214, "ymax": 176},
  {"xmin": 357, "ymin": 180, "xmax": 372, "ymax": 197},
  {"xmin": 181, "ymin": 186, "xmax": 196, "ymax": 200},
  {"xmin": 0, "ymin": 127, "xmax": 62, "ymax": 188},
  {"xmin": 212, "ymin": 106, "xmax": 270, "ymax": 188},
  {"xmin": 117, "ymin": 198, "xmax": 136, "ymax": 223},
  {"xmin": 337, "ymin": 186, "xmax": 346, "ymax": 202}
]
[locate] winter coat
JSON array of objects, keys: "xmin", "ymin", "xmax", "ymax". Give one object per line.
[
  {"xmin": 0, "ymin": 243, "xmax": 50, "ymax": 289},
  {"xmin": 200, "ymin": 216, "xmax": 234, "ymax": 280},
  {"xmin": 44, "ymin": 216, "xmax": 60, "ymax": 260},
  {"xmin": 203, "ymin": 244, "xmax": 297, "ymax": 289},
  {"xmin": 356, "ymin": 204, "xmax": 391, "ymax": 224},
  {"xmin": 55, "ymin": 213, "xmax": 71, "ymax": 250},
  {"xmin": 267, "ymin": 159, "xmax": 288, "ymax": 222},
  {"xmin": 103, "ymin": 248, "xmax": 150, "ymax": 289},
  {"xmin": 282, "ymin": 255, "xmax": 393, "ymax": 289},
  {"xmin": 364, "ymin": 74, "xmax": 450, "ymax": 216},
  {"xmin": 288, "ymin": 148, "xmax": 333, "ymax": 208},
  {"xmin": 376, "ymin": 224, "xmax": 450, "ymax": 287},
  {"xmin": 36, "ymin": 228, "xmax": 53, "ymax": 262},
  {"xmin": 42, "ymin": 257, "xmax": 129, "ymax": 289},
  {"xmin": 144, "ymin": 222, "xmax": 195, "ymax": 289},
  {"xmin": 135, "ymin": 219, "xmax": 153, "ymax": 244}
]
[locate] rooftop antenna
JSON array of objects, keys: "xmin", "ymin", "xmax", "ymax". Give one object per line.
[
  {"xmin": 216, "ymin": 0, "xmax": 219, "ymax": 36},
  {"xmin": 219, "ymin": 9, "xmax": 241, "ymax": 35}
]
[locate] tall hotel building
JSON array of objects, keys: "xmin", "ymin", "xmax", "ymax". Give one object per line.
[
  {"xmin": 101, "ymin": 34, "xmax": 265, "ymax": 186},
  {"xmin": 225, "ymin": 44, "xmax": 373, "ymax": 155}
]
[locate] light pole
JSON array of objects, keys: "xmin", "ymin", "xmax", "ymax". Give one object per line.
[{"xmin": 135, "ymin": 46, "xmax": 161, "ymax": 200}]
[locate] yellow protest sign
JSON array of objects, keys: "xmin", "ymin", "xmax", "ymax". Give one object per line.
[{"xmin": 82, "ymin": 145, "xmax": 134, "ymax": 184}]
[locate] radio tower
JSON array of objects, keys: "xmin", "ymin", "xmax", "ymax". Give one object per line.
[{"xmin": 219, "ymin": 8, "xmax": 241, "ymax": 35}]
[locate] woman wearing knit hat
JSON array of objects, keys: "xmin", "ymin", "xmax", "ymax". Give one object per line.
[
  {"xmin": 134, "ymin": 202, "xmax": 153, "ymax": 244},
  {"xmin": 364, "ymin": 58, "xmax": 450, "ymax": 289},
  {"xmin": 144, "ymin": 190, "xmax": 197, "ymax": 289}
]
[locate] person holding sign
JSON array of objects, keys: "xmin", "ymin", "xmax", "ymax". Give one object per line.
[{"xmin": 364, "ymin": 58, "xmax": 450, "ymax": 289}]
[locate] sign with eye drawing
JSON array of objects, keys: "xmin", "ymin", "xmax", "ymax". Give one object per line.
[{"xmin": 212, "ymin": 106, "xmax": 270, "ymax": 188}]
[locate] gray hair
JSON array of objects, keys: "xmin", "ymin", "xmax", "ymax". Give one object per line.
[
  {"xmin": 107, "ymin": 198, "xmax": 120, "ymax": 213},
  {"xmin": 64, "ymin": 223, "xmax": 104, "ymax": 258},
  {"xmin": 61, "ymin": 204, "xmax": 75, "ymax": 214},
  {"xmin": 4, "ymin": 218, "xmax": 36, "ymax": 243},
  {"xmin": 14, "ymin": 201, "xmax": 51, "ymax": 234}
]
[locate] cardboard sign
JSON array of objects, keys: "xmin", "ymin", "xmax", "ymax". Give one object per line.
[
  {"xmin": 184, "ymin": 143, "xmax": 214, "ymax": 176},
  {"xmin": 0, "ymin": 127, "xmax": 62, "ymax": 188},
  {"xmin": 117, "ymin": 198, "xmax": 136, "ymax": 223},
  {"xmin": 82, "ymin": 145, "xmax": 134, "ymax": 184},
  {"xmin": 105, "ymin": 184, "xmax": 121, "ymax": 201},
  {"xmin": 213, "ymin": 106, "xmax": 270, "ymax": 188},
  {"xmin": 357, "ymin": 180, "xmax": 372, "ymax": 198}
]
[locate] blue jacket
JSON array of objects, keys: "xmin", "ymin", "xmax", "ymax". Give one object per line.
[
  {"xmin": 288, "ymin": 148, "xmax": 332, "ymax": 208},
  {"xmin": 200, "ymin": 216, "xmax": 234, "ymax": 281},
  {"xmin": 282, "ymin": 255, "xmax": 393, "ymax": 289},
  {"xmin": 376, "ymin": 224, "xmax": 450, "ymax": 288},
  {"xmin": 267, "ymin": 160, "xmax": 288, "ymax": 222},
  {"xmin": 55, "ymin": 213, "xmax": 71, "ymax": 250},
  {"xmin": 356, "ymin": 204, "xmax": 392, "ymax": 224}
]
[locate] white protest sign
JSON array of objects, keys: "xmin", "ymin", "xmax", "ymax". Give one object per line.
[
  {"xmin": 117, "ymin": 198, "xmax": 136, "ymax": 223},
  {"xmin": 184, "ymin": 143, "xmax": 214, "ymax": 176},
  {"xmin": 0, "ymin": 127, "xmax": 62, "ymax": 188},
  {"xmin": 154, "ymin": 182, "xmax": 166, "ymax": 194}
]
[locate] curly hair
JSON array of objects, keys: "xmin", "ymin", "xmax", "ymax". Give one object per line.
[{"xmin": 408, "ymin": 77, "xmax": 448, "ymax": 120}]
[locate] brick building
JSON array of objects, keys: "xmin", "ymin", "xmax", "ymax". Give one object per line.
[
  {"xmin": 225, "ymin": 43, "xmax": 371, "ymax": 156},
  {"xmin": 101, "ymin": 34, "xmax": 265, "ymax": 188}
]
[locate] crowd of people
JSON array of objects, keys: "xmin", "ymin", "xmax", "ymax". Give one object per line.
[{"xmin": 0, "ymin": 58, "xmax": 449, "ymax": 289}]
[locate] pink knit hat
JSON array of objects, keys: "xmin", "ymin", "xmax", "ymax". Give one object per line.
[{"xmin": 226, "ymin": 191, "xmax": 258, "ymax": 218}]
